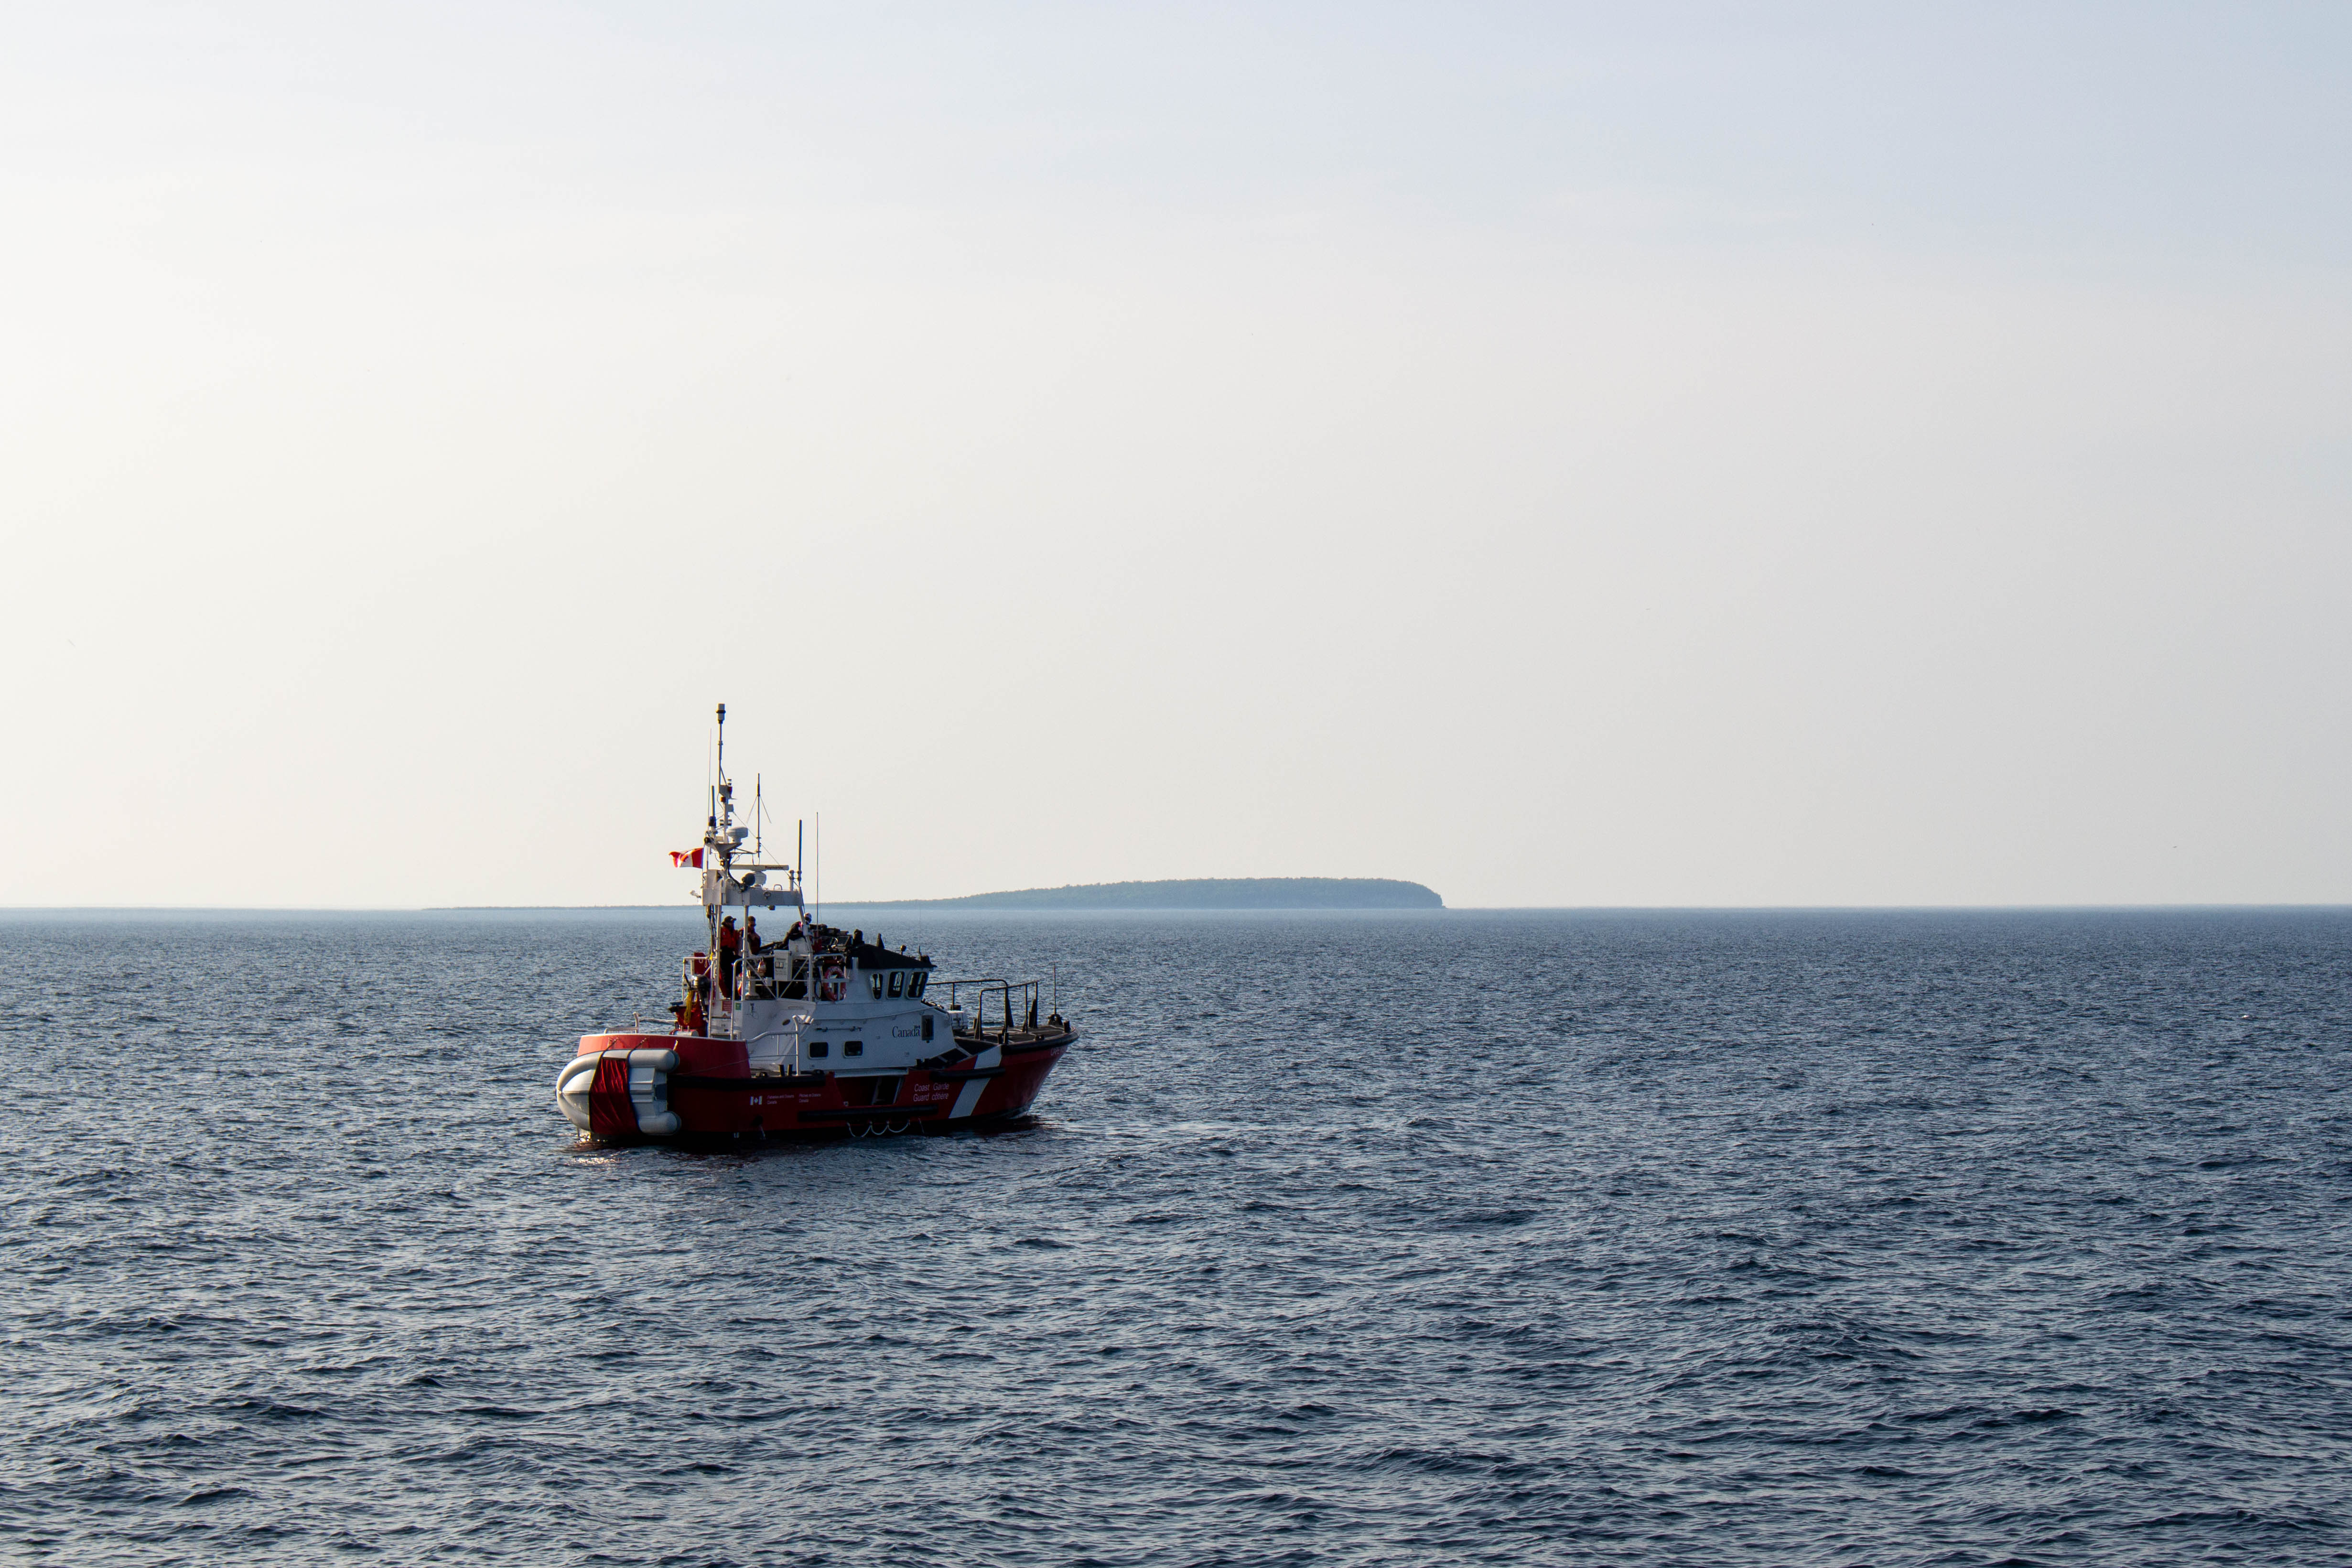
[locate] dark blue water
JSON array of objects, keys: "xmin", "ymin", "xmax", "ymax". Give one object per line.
[{"xmin": 3, "ymin": 908, "xmax": 2348, "ymax": 1566}]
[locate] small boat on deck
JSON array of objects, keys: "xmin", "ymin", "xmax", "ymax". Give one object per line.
[{"xmin": 557, "ymin": 705, "xmax": 1078, "ymax": 1143}]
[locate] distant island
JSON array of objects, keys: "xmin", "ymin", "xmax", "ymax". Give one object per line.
[{"xmin": 839, "ymin": 877, "xmax": 1444, "ymax": 910}]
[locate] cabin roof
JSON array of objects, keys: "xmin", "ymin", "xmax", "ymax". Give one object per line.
[{"xmin": 848, "ymin": 939, "xmax": 932, "ymax": 970}]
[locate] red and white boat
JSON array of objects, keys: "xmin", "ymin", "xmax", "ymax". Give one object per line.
[{"xmin": 557, "ymin": 706, "xmax": 1077, "ymax": 1143}]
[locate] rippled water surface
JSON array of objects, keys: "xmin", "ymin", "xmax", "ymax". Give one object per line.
[{"xmin": 3, "ymin": 908, "xmax": 2349, "ymax": 1565}]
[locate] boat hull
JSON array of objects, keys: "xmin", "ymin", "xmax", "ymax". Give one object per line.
[{"xmin": 560, "ymin": 1029, "xmax": 1072, "ymax": 1143}]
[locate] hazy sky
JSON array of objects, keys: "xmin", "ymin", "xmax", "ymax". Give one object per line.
[{"xmin": 4, "ymin": 2, "xmax": 2348, "ymax": 908}]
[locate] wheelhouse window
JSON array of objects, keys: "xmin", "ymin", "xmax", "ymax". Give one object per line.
[
  {"xmin": 888, "ymin": 972, "xmax": 905, "ymax": 998},
  {"xmin": 867, "ymin": 973, "xmax": 885, "ymax": 1000},
  {"xmin": 910, "ymin": 972, "xmax": 927, "ymax": 998}
]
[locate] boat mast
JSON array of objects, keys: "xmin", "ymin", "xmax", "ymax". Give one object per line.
[{"xmin": 709, "ymin": 703, "xmax": 728, "ymax": 955}]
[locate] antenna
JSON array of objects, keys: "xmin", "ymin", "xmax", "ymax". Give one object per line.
[
  {"xmin": 755, "ymin": 775, "xmax": 762, "ymax": 856},
  {"xmin": 798, "ymin": 819, "xmax": 805, "ymax": 893},
  {"xmin": 715, "ymin": 703, "xmax": 726, "ymax": 783}
]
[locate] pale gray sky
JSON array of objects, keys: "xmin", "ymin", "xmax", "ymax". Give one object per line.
[{"xmin": 3, "ymin": 3, "xmax": 2347, "ymax": 908}]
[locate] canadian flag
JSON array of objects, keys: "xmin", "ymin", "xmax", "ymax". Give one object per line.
[{"xmin": 670, "ymin": 849, "xmax": 704, "ymax": 868}]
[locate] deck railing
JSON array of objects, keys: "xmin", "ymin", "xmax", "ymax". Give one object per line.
[
  {"xmin": 933, "ymin": 978, "xmax": 1044, "ymax": 1038},
  {"xmin": 673, "ymin": 958, "xmax": 1051, "ymax": 1042}
]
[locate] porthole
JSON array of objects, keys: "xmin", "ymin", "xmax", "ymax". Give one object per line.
[
  {"xmin": 808, "ymin": 1041, "xmax": 829, "ymax": 1059},
  {"xmin": 844, "ymin": 1040, "xmax": 864, "ymax": 1058}
]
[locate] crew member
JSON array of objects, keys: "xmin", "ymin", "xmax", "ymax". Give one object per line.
[
  {"xmin": 745, "ymin": 915, "xmax": 768, "ymax": 985},
  {"xmin": 717, "ymin": 916, "xmax": 741, "ymax": 996},
  {"xmin": 683, "ymin": 955, "xmax": 709, "ymax": 1034}
]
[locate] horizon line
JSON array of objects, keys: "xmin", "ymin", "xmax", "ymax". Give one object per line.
[{"xmin": 4, "ymin": 902, "xmax": 2351, "ymax": 914}]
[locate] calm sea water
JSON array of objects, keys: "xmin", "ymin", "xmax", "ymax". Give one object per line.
[{"xmin": 2, "ymin": 908, "xmax": 2347, "ymax": 1566}]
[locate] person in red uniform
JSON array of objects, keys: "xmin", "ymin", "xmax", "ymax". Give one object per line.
[
  {"xmin": 717, "ymin": 917, "xmax": 741, "ymax": 998},
  {"xmin": 681, "ymin": 956, "xmax": 709, "ymax": 1034}
]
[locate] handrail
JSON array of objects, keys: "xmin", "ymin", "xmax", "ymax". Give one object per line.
[
  {"xmin": 934, "ymin": 977, "xmax": 1044, "ymax": 1037},
  {"xmin": 671, "ymin": 960, "xmax": 1049, "ymax": 1050},
  {"xmin": 933, "ymin": 977, "xmax": 1009, "ymax": 1008}
]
